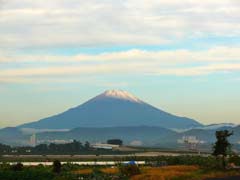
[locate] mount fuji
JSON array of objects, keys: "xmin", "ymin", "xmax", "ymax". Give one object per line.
[{"xmin": 19, "ymin": 90, "xmax": 202, "ymax": 130}]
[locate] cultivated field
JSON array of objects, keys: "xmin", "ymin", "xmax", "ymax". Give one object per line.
[{"xmin": 73, "ymin": 165, "xmax": 240, "ymax": 180}]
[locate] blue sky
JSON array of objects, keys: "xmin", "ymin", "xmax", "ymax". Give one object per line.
[{"xmin": 0, "ymin": 0, "xmax": 240, "ymax": 127}]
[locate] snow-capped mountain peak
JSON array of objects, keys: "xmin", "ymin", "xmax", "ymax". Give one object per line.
[
  {"xmin": 19, "ymin": 89, "xmax": 202, "ymax": 129},
  {"xmin": 99, "ymin": 90, "xmax": 142, "ymax": 103}
]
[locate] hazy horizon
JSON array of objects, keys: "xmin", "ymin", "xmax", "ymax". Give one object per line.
[{"xmin": 1, "ymin": 0, "xmax": 240, "ymax": 128}]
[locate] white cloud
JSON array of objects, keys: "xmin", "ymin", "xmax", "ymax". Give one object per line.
[
  {"xmin": 1, "ymin": 62, "xmax": 240, "ymax": 83},
  {"xmin": 0, "ymin": 46, "xmax": 240, "ymax": 83},
  {"xmin": 1, "ymin": 46, "xmax": 239, "ymax": 63},
  {"xmin": 0, "ymin": 1, "xmax": 240, "ymax": 83},
  {"xmin": 0, "ymin": 0, "xmax": 239, "ymax": 49}
]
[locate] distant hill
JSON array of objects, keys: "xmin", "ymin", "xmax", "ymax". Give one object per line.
[
  {"xmin": 0, "ymin": 125, "xmax": 240, "ymax": 148},
  {"xmin": 176, "ymin": 125, "xmax": 240, "ymax": 145},
  {"xmin": 37, "ymin": 126, "xmax": 178, "ymax": 147},
  {"xmin": 19, "ymin": 90, "xmax": 202, "ymax": 130},
  {"xmin": 0, "ymin": 127, "xmax": 27, "ymax": 146}
]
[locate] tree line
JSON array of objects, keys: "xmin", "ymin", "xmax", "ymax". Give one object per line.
[{"xmin": 0, "ymin": 140, "xmax": 95, "ymax": 154}]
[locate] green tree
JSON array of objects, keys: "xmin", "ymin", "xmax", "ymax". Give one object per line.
[
  {"xmin": 107, "ymin": 139, "xmax": 123, "ymax": 146},
  {"xmin": 213, "ymin": 130, "xmax": 233, "ymax": 169},
  {"xmin": 52, "ymin": 160, "xmax": 61, "ymax": 174},
  {"xmin": 84, "ymin": 141, "xmax": 90, "ymax": 150}
]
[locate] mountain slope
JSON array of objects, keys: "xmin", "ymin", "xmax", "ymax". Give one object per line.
[{"xmin": 19, "ymin": 90, "xmax": 202, "ymax": 129}]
